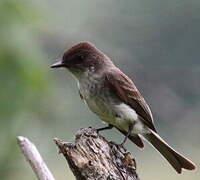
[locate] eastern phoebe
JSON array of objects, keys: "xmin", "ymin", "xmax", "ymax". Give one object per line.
[{"xmin": 51, "ymin": 42, "xmax": 195, "ymax": 173}]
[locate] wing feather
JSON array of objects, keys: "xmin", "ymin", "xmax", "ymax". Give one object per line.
[{"xmin": 105, "ymin": 68, "xmax": 157, "ymax": 132}]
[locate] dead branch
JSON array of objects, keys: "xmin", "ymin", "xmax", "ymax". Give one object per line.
[
  {"xmin": 17, "ymin": 136, "xmax": 55, "ymax": 180},
  {"xmin": 54, "ymin": 127, "xmax": 140, "ymax": 180}
]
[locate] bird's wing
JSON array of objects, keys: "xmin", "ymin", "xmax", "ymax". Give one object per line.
[{"xmin": 105, "ymin": 68, "xmax": 157, "ymax": 132}]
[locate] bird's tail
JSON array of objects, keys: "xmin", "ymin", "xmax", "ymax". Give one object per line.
[{"xmin": 143, "ymin": 130, "xmax": 196, "ymax": 173}]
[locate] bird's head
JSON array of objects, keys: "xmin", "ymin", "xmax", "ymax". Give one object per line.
[{"xmin": 51, "ymin": 42, "xmax": 110, "ymax": 79}]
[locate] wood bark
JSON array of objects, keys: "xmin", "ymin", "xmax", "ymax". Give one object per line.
[{"xmin": 54, "ymin": 127, "xmax": 140, "ymax": 180}]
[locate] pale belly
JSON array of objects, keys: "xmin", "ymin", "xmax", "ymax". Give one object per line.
[
  {"xmin": 78, "ymin": 75, "xmax": 148, "ymax": 135},
  {"xmin": 85, "ymin": 97, "xmax": 147, "ymax": 134}
]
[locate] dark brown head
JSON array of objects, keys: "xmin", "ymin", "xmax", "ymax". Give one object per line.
[{"xmin": 51, "ymin": 42, "xmax": 111, "ymax": 77}]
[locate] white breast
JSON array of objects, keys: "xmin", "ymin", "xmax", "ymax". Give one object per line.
[{"xmin": 77, "ymin": 72, "xmax": 147, "ymax": 135}]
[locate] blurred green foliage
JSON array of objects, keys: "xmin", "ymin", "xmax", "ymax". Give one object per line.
[{"xmin": 0, "ymin": 0, "xmax": 48, "ymax": 178}]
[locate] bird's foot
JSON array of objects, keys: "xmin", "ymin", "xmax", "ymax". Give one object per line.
[
  {"xmin": 109, "ymin": 141, "xmax": 127, "ymax": 153},
  {"xmin": 96, "ymin": 124, "xmax": 113, "ymax": 133}
]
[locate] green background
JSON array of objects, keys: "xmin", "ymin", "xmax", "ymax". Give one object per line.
[{"xmin": 0, "ymin": 0, "xmax": 199, "ymax": 179}]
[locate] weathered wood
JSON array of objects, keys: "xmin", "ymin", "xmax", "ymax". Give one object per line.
[
  {"xmin": 17, "ymin": 136, "xmax": 55, "ymax": 180},
  {"xmin": 54, "ymin": 127, "xmax": 140, "ymax": 180}
]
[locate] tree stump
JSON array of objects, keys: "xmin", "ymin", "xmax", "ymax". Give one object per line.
[{"xmin": 54, "ymin": 127, "xmax": 140, "ymax": 180}]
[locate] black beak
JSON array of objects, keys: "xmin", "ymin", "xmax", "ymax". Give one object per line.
[{"xmin": 50, "ymin": 60, "xmax": 65, "ymax": 68}]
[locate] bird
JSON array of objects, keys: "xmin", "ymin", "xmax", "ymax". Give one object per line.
[{"xmin": 51, "ymin": 42, "xmax": 196, "ymax": 173}]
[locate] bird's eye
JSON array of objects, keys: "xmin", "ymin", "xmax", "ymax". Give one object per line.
[
  {"xmin": 80, "ymin": 55, "xmax": 84, "ymax": 59},
  {"xmin": 72, "ymin": 55, "xmax": 84, "ymax": 64}
]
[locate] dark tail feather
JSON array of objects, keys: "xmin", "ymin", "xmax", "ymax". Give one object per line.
[
  {"xmin": 116, "ymin": 127, "xmax": 144, "ymax": 148},
  {"xmin": 128, "ymin": 134, "xmax": 144, "ymax": 148},
  {"xmin": 143, "ymin": 130, "xmax": 196, "ymax": 173}
]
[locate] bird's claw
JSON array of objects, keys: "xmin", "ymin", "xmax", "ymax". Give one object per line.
[{"xmin": 109, "ymin": 141, "xmax": 127, "ymax": 153}]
